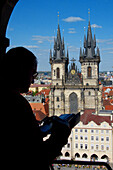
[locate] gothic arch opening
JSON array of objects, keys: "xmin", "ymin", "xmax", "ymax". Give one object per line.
[
  {"xmin": 75, "ymin": 153, "xmax": 80, "ymax": 158},
  {"xmin": 65, "ymin": 152, "xmax": 70, "ymax": 157},
  {"xmin": 69, "ymin": 92, "xmax": 78, "ymax": 114},
  {"xmin": 87, "ymin": 66, "xmax": 92, "ymax": 78},
  {"xmin": 91, "ymin": 154, "xmax": 98, "ymax": 160},
  {"xmin": 82, "ymin": 153, "xmax": 88, "ymax": 158},
  {"xmin": 56, "ymin": 67, "xmax": 60, "ymax": 78},
  {"xmin": 101, "ymin": 155, "xmax": 109, "ymax": 161}
]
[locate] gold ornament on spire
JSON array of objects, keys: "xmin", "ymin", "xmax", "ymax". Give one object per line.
[
  {"xmin": 58, "ymin": 12, "xmax": 59, "ymax": 24},
  {"xmin": 88, "ymin": 8, "xmax": 90, "ymax": 22}
]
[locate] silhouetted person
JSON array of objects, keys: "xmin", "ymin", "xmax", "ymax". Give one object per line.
[{"xmin": 0, "ymin": 47, "xmax": 70, "ymax": 170}]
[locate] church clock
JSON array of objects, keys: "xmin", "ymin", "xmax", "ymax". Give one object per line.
[{"xmin": 71, "ymin": 69, "xmax": 75, "ymax": 75}]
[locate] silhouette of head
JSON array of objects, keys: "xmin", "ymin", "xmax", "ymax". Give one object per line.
[{"xmin": 1, "ymin": 47, "xmax": 37, "ymax": 93}]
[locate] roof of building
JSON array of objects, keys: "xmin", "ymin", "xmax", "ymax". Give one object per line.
[
  {"xmin": 105, "ymin": 105, "xmax": 113, "ymax": 111},
  {"xmin": 36, "ymin": 89, "xmax": 50, "ymax": 96},
  {"xmin": 30, "ymin": 84, "xmax": 50, "ymax": 88},
  {"xmin": 34, "ymin": 110, "xmax": 47, "ymax": 121},
  {"xmin": 30, "ymin": 102, "xmax": 49, "ymax": 115},
  {"xmin": 81, "ymin": 110, "xmax": 113, "ymax": 126}
]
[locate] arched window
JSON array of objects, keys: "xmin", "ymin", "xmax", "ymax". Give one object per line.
[
  {"xmin": 56, "ymin": 67, "xmax": 60, "ymax": 78},
  {"xmin": 69, "ymin": 93, "xmax": 78, "ymax": 114},
  {"xmin": 65, "ymin": 152, "xmax": 70, "ymax": 157},
  {"xmin": 75, "ymin": 153, "xmax": 80, "ymax": 158},
  {"xmin": 87, "ymin": 66, "xmax": 92, "ymax": 78}
]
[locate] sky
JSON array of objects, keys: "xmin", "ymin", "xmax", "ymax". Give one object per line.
[{"xmin": 6, "ymin": 0, "xmax": 113, "ymax": 72}]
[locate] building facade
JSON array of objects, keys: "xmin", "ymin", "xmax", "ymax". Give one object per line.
[
  {"xmin": 49, "ymin": 21, "xmax": 102, "ymax": 116},
  {"xmin": 61, "ymin": 113, "xmax": 113, "ymax": 164}
]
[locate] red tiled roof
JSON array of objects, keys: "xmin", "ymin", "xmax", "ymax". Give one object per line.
[
  {"xmin": 103, "ymin": 100, "xmax": 110, "ymax": 106},
  {"xmin": 102, "ymin": 87, "xmax": 113, "ymax": 92},
  {"xmin": 81, "ymin": 112, "xmax": 113, "ymax": 126},
  {"xmin": 33, "ymin": 110, "xmax": 47, "ymax": 121},
  {"xmin": 30, "ymin": 84, "xmax": 50, "ymax": 88},
  {"xmin": 105, "ymin": 105, "xmax": 113, "ymax": 110},
  {"xmin": 30, "ymin": 103, "xmax": 49, "ymax": 115},
  {"xmin": 108, "ymin": 91, "xmax": 113, "ymax": 96},
  {"xmin": 36, "ymin": 89, "xmax": 50, "ymax": 96}
]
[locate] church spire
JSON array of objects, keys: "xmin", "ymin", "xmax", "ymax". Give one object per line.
[{"xmin": 79, "ymin": 11, "xmax": 100, "ymax": 63}]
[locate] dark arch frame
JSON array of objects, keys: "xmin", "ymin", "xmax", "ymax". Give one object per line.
[{"xmin": 0, "ymin": 0, "xmax": 19, "ymax": 59}]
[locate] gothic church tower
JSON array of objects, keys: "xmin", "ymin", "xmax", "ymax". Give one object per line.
[
  {"xmin": 49, "ymin": 24, "xmax": 69, "ymax": 116},
  {"xmin": 79, "ymin": 21, "xmax": 102, "ymax": 112}
]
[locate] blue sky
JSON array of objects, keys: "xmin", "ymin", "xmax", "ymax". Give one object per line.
[{"xmin": 6, "ymin": 0, "xmax": 113, "ymax": 71}]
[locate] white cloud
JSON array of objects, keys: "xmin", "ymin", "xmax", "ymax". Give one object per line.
[
  {"xmin": 91, "ymin": 24, "xmax": 102, "ymax": 28},
  {"xmin": 68, "ymin": 28, "xmax": 76, "ymax": 34},
  {"xmin": 68, "ymin": 31, "xmax": 76, "ymax": 34},
  {"xmin": 32, "ymin": 35, "xmax": 54, "ymax": 43},
  {"xmin": 62, "ymin": 16, "xmax": 85, "ymax": 22},
  {"xmin": 69, "ymin": 28, "xmax": 75, "ymax": 30},
  {"xmin": 23, "ymin": 45, "xmax": 39, "ymax": 49},
  {"xmin": 97, "ymin": 39, "xmax": 113, "ymax": 43}
]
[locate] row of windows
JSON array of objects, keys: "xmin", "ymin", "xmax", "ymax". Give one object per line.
[
  {"xmin": 75, "ymin": 143, "xmax": 109, "ymax": 151},
  {"xmin": 54, "ymin": 66, "xmax": 93, "ymax": 79},
  {"xmin": 75, "ymin": 129, "xmax": 109, "ymax": 134},
  {"xmin": 75, "ymin": 135, "xmax": 109, "ymax": 141}
]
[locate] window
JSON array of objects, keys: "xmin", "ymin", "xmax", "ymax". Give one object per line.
[
  {"xmin": 67, "ymin": 143, "xmax": 70, "ymax": 148},
  {"xmin": 75, "ymin": 129, "xmax": 78, "ymax": 133},
  {"xmin": 101, "ymin": 145, "xmax": 104, "ymax": 150},
  {"xmin": 106, "ymin": 145, "xmax": 109, "ymax": 150},
  {"xmin": 91, "ymin": 144, "xmax": 94, "ymax": 150},
  {"xmin": 96, "ymin": 130, "xmax": 99, "ymax": 133},
  {"xmin": 80, "ymin": 129, "xmax": 83, "ymax": 133},
  {"xmin": 56, "ymin": 97, "xmax": 59, "ymax": 101},
  {"xmin": 96, "ymin": 136, "xmax": 99, "ymax": 141},
  {"xmin": 87, "ymin": 66, "xmax": 92, "ymax": 78},
  {"xmin": 80, "ymin": 136, "xmax": 83, "ymax": 140},
  {"xmin": 91, "ymin": 136, "xmax": 94, "ymax": 140},
  {"xmin": 85, "ymin": 129, "xmax": 87, "ymax": 133},
  {"xmin": 54, "ymin": 70, "xmax": 55, "ymax": 76},
  {"xmin": 75, "ymin": 143, "xmax": 78, "ymax": 148},
  {"xmin": 96, "ymin": 145, "xmax": 99, "ymax": 150},
  {"xmin": 101, "ymin": 130, "xmax": 104, "ymax": 133},
  {"xmin": 75, "ymin": 135, "xmax": 78, "ymax": 140},
  {"xmin": 89, "ymin": 91, "xmax": 91, "ymax": 96},
  {"xmin": 106, "ymin": 130, "xmax": 109, "ymax": 134},
  {"xmin": 56, "ymin": 67, "xmax": 60, "ymax": 78},
  {"xmin": 91, "ymin": 129, "xmax": 94, "ymax": 133},
  {"xmin": 80, "ymin": 144, "xmax": 83, "ymax": 149},
  {"xmin": 85, "ymin": 144, "xmax": 88, "ymax": 149},
  {"xmin": 106, "ymin": 137, "xmax": 109, "ymax": 141},
  {"xmin": 85, "ymin": 136, "xmax": 88, "ymax": 140},
  {"xmin": 101, "ymin": 137, "xmax": 104, "ymax": 141}
]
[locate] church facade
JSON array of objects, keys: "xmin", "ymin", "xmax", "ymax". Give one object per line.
[{"xmin": 49, "ymin": 21, "xmax": 102, "ymax": 116}]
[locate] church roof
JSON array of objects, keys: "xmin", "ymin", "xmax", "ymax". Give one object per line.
[
  {"xmin": 49, "ymin": 24, "xmax": 69, "ymax": 64},
  {"xmin": 79, "ymin": 21, "xmax": 100, "ymax": 62}
]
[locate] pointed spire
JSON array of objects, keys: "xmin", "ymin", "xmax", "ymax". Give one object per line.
[
  {"xmin": 94, "ymin": 26, "xmax": 96, "ymax": 48},
  {"xmin": 67, "ymin": 48, "xmax": 69, "ymax": 58},
  {"xmin": 80, "ymin": 47, "xmax": 83, "ymax": 57},
  {"xmin": 62, "ymin": 29, "xmax": 65, "ymax": 50},
  {"xmin": 50, "ymin": 48, "xmax": 52, "ymax": 58},
  {"xmin": 97, "ymin": 46, "xmax": 100, "ymax": 56}
]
